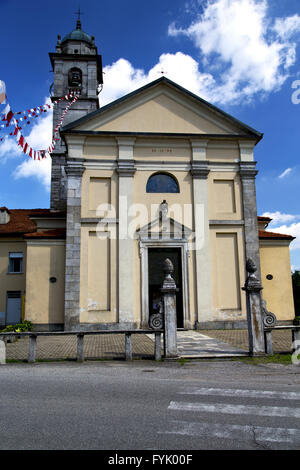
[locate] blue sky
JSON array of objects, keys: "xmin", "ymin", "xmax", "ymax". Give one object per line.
[{"xmin": 1, "ymin": 0, "xmax": 300, "ymax": 268}]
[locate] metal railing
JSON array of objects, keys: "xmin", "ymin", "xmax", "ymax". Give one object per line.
[
  {"xmin": 264, "ymin": 325, "xmax": 300, "ymax": 355},
  {"xmin": 0, "ymin": 330, "xmax": 163, "ymax": 363}
]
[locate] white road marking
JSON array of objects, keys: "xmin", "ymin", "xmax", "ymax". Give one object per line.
[
  {"xmin": 179, "ymin": 387, "xmax": 300, "ymax": 401},
  {"xmin": 159, "ymin": 420, "xmax": 300, "ymax": 443},
  {"xmin": 169, "ymin": 401, "xmax": 300, "ymax": 418}
]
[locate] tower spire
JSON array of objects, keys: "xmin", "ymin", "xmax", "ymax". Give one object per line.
[{"xmin": 75, "ymin": 6, "xmax": 83, "ymax": 30}]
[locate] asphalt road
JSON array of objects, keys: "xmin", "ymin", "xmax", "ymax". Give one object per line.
[{"xmin": 0, "ymin": 359, "xmax": 300, "ymax": 450}]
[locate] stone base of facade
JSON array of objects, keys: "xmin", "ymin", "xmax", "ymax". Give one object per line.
[
  {"xmin": 66, "ymin": 322, "xmax": 140, "ymax": 332},
  {"xmin": 195, "ymin": 319, "xmax": 294, "ymax": 329},
  {"xmin": 32, "ymin": 323, "xmax": 64, "ymax": 332},
  {"xmin": 195, "ymin": 320, "xmax": 248, "ymax": 330}
]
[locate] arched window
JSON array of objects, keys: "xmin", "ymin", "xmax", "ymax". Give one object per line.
[{"xmin": 146, "ymin": 173, "xmax": 179, "ymax": 193}]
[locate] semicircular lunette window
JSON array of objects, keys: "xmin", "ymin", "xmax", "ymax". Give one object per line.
[{"xmin": 146, "ymin": 173, "xmax": 179, "ymax": 193}]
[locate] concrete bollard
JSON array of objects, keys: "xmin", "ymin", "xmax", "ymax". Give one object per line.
[
  {"xmin": 28, "ymin": 334, "xmax": 37, "ymax": 363},
  {"xmin": 264, "ymin": 330, "xmax": 273, "ymax": 355},
  {"xmin": 125, "ymin": 333, "xmax": 132, "ymax": 360},
  {"xmin": 154, "ymin": 332, "xmax": 162, "ymax": 361},
  {"xmin": 77, "ymin": 333, "xmax": 84, "ymax": 362},
  {"xmin": 292, "ymin": 329, "xmax": 300, "ymax": 353}
]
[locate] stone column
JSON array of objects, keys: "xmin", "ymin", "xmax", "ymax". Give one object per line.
[
  {"xmin": 116, "ymin": 138, "xmax": 136, "ymax": 328},
  {"xmin": 161, "ymin": 258, "xmax": 178, "ymax": 358},
  {"xmin": 64, "ymin": 161, "xmax": 84, "ymax": 331},
  {"xmin": 190, "ymin": 140, "xmax": 213, "ymax": 327},
  {"xmin": 239, "ymin": 143, "xmax": 261, "ymax": 278},
  {"xmin": 242, "ymin": 259, "xmax": 265, "ymax": 355}
]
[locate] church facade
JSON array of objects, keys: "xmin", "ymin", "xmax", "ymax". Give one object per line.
[{"xmin": 0, "ymin": 21, "xmax": 295, "ymax": 331}]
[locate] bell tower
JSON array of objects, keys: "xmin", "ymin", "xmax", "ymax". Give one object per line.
[{"xmin": 49, "ymin": 16, "xmax": 103, "ymax": 210}]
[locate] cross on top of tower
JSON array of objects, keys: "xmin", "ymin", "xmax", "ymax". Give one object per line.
[{"xmin": 75, "ymin": 6, "xmax": 84, "ymax": 30}]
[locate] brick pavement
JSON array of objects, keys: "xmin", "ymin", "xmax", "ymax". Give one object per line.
[
  {"xmin": 2, "ymin": 329, "xmax": 294, "ymax": 362},
  {"xmin": 198, "ymin": 329, "xmax": 293, "ymax": 353}
]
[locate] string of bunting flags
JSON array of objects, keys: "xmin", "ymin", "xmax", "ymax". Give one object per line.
[
  {"xmin": 0, "ymin": 90, "xmax": 79, "ymax": 160},
  {"xmin": 0, "ymin": 90, "xmax": 77, "ymax": 128}
]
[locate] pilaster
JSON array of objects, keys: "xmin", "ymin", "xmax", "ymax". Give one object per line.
[
  {"xmin": 239, "ymin": 140, "xmax": 255, "ymax": 162},
  {"xmin": 116, "ymin": 138, "xmax": 136, "ymax": 326},
  {"xmin": 190, "ymin": 140, "xmax": 213, "ymax": 325},
  {"xmin": 239, "ymin": 161, "xmax": 261, "ymax": 279},
  {"xmin": 64, "ymin": 160, "xmax": 84, "ymax": 330}
]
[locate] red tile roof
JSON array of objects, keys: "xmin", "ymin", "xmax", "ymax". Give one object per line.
[
  {"xmin": 257, "ymin": 216, "xmax": 272, "ymax": 222},
  {"xmin": 23, "ymin": 228, "xmax": 66, "ymax": 239},
  {"xmin": 0, "ymin": 209, "xmax": 65, "ymax": 237},
  {"xmin": 0, "ymin": 207, "xmax": 10, "ymax": 213},
  {"xmin": 259, "ymin": 230, "xmax": 295, "ymax": 241}
]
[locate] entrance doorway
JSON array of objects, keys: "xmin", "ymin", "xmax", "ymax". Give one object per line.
[
  {"xmin": 6, "ymin": 291, "xmax": 22, "ymax": 325},
  {"xmin": 148, "ymin": 247, "xmax": 184, "ymax": 328}
]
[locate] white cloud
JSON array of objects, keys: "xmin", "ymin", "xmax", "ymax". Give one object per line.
[
  {"xmin": 278, "ymin": 167, "xmax": 292, "ymax": 178},
  {"xmin": 291, "ymin": 265, "xmax": 300, "ymax": 273},
  {"xmin": 13, "ymin": 101, "xmax": 52, "ymax": 190},
  {"xmin": 100, "ymin": 59, "xmax": 147, "ymax": 106},
  {"xmin": 262, "ymin": 210, "xmax": 300, "ymax": 249},
  {"xmin": 99, "ymin": 1, "xmax": 300, "ymax": 108},
  {"xmin": 273, "ymin": 14, "xmax": 300, "ymax": 40},
  {"xmin": 267, "ymin": 222, "xmax": 300, "ymax": 249},
  {"xmin": 100, "ymin": 53, "xmax": 218, "ymax": 106},
  {"xmin": 262, "ymin": 211, "xmax": 299, "ymax": 224},
  {"xmin": 13, "ymin": 157, "xmax": 51, "ymax": 190},
  {"xmin": 0, "ymin": 135, "xmax": 22, "ymax": 161},
  {"xmin": 168, "ymin": 0, "xmax": 300, "ymax": 104}
]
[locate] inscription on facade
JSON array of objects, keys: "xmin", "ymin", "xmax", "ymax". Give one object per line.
[{"xmin": 151, "ymin": 148, "xmax": 173, "ymax": 153}]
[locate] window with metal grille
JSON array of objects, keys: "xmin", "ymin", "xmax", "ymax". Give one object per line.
[{"xmin": 7, "ymin": 291, "xmax": 21, "ymax": 299}]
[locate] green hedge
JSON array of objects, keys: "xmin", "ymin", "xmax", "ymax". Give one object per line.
[{"xmin": 0, "ymin": 320, "xmax": 33, "ymax": 333}]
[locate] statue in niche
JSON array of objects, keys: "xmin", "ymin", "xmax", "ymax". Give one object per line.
[{"xmin": 68, "ymin": 67, "xmax": 82, "ymax": 88}]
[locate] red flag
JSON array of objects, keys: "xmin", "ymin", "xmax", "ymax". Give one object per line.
[{"xmin": 18, "ymin": 135, "xmax": 24, "ymax": 148}]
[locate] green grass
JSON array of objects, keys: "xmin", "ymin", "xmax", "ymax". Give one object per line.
[
  {"xmin": 232, "ymin": 354, "xmax": 293, "ymax": 365},
  {"xmin": 177, "ymin": 357, "xmax": 190, "ymax": 366}
]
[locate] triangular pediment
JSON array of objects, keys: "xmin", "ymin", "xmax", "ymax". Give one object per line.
[
  {"xmin": 137, "ymin": 216, "xmax": 192, "ymax": 240},
  {"xmin": 61, "ymin": 78, "xmax": 262, "ymax": 139}
]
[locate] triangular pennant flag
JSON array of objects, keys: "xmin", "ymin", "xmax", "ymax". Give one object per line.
[{"xmin": 18, "ymin": 135, "xmax": 24, "ymax": 148}]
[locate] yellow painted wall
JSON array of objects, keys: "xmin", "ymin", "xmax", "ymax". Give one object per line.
[
  {"xmin": 208, "ymin": 172, "xmax": 243, "ymax": 220},
  {"xmin": 80, "ymin": 226, "xmax": 117, "ymax": 324},
  {"xmin": 83, "ymin": 140, "xmax": 118, "ymax": 160},
  {"xmin": 133, "ymin": 142, "xmax": 191, "ymax": 162},
  {"xmin": 81, "ymin": 169, "xmax": 118, "ymax": 219},
  {"xmin": 79, "ymin": 141, "xmax": 249, "ymax": 325},
  {"xmin": 75, "ymin": 83, "xmax": 242, "ymax": 135},
  {"xmin": 0, "ymin": 239, "xmax": 26, "ymax": 324},
  {"xmin": 94, "ymin": 94, "xmax": 232, "ymax": 134},
  {"xmin": 210, "ymin": 226, "xmax": 246, "ymax": 321},
  {"xmin": 25, "ymin": 243, "xmax": 65, "ymax": 325},
  {"xmin": 260, "ymin": 244, "xmax": 295, "ymax": 321},
  {"xmin": 207, "ymin": 143, "xmax": 240, "ymax": 162}
]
